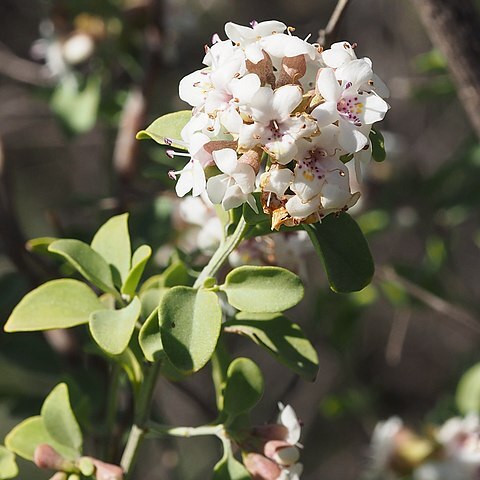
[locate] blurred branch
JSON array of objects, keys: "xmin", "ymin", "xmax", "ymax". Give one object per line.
[
  {"xmin": 412, "ymin": 0, "xmax": 480, "ymax": 138},
  {"xmin": 317, "ymin": 0, "xmax": 352, "ymax": 47},
  {"xmin": 0, "ymin": 42, "xmax": 52, "ymax": 87},
  {"xmin": 377, "ymin": 265, "xmax": 480, "ymax": 335}
]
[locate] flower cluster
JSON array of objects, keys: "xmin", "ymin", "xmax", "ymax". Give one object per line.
[
  {"xmin": 169, "ymin": 20, "xmax": 389, "ymax": 229},
  {"xmin": 242, "ymin": 403, "xmax": 303, "ymax": 480},
  {"xmin": 368, "ymin": 415, "xmax": 480, "ymax": 480}
]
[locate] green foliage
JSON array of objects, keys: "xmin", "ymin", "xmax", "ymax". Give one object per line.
[
  {"xmin": 122, "ymin": 245, "xmax": 152, "ymax": 297},
  {"xmin": 136, "ymin": 111, "xmax": 192, "ymax": 150},
  {"xmin": 5, "ymin": 383, "xmax": 82, "ymax": 461},
  {"xmin": 41, "ymin": 383, "xmax": 83, "ymax": 455},
  {"xmin": 48, "ymin": 239, "xmax": 117, "ymax": 295},
  {"xmin": 158, "ymin": 287, "xmax": 222, "ymax": 373},
  {"xmin": 226, "ymin": 313, "xmax": 318, "ymax": 381},
  {"xmin": 89, "ymin": 297, "xmax": 141, "ymax": 355},
  {"xmin": 213, "ymin": 447, "xmax": 250, "ymax": 480},
  {"xmin": 221, "ymin": 266, "xmax": 304, "ymax": 313},
  {"xmin": 456, "ymin": 363, "xmax": 480, "ymax": 414},
  {"xmin": 223, "ymin": 358, "xmax": 264, "ymax": 418},
  {"xmin": 139, "ymin": 308, "xmax": 163, "ymax": 362},
  {"xmin": 0, "ymin": 447, "xmax": 18, "ymax": 480},
  {"xmin": 91, "ymin": 213, "xmax": 131, "ymax": 287},
  {"xmin": 369, "ymin": 128, "xmax": 386, "ymax": 162},
  {"xmin": 304, "ymin": 213, "xmax": 374, "ymax": 293},
  {"xmin": 4, "ymin": 279, "xmax": 105, "ymax": 332}
]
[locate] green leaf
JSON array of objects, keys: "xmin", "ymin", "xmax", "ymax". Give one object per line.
[
  {"xmin": 139, "ymin": 307, "xmax": 163, "ymax": 362},
  {"xmin": 304, "ymin": 213, "xmax": 374, "ymax": 293},
  {"xmin": 5, "ymin": 416, "xmax": 77, "ymax": 461},
  {"xmin": 136, "ymin": 111, "xmax": 192, "ymax": 150},
  {"xmin": 221, "ymin": 266, "xmax": 304, "ymax": 313},
  {"xmin": 213, "ymin": 448, "xmax": 250, "ymax": 480},
  {"xmin": 91, "ymin": 214, "xmax": 131, "ymax": 288},
  {"xmin": 456, "ymin": 363, "xmax": 480, "ymax": 414},
  {"xmin": 226, "ymin": 313, "xmax": 318, "ymax": 381},
  {"xmin": 51, "ymin": 74, "xmax": 100, "ymax": 134},
  {"xmin": 89, "ymin": 297, "xmax": 141, "ymax": 355},
  {"xmin": 4, "ymin": 279, "xmax": 106, "ymax": 332},
  {"xmin": 162, "ymin": 260, "xmax": 192, "ymax": 287},
  {"xmin": 0, "ymin": 446, "xmax": 18, "ymax": 479},
  {"xmin": 41, "ymin": 383, "xmax": 82, "ymax": 456},
  {"xmin": 48, "ymin": 239, "xmax": 117, "ymax": 295},
  {"xmin": 121, "ymin": 245, "xmax": 152, "ymax": 297},
  {"xmin": 26, "ymin": 237, "xmax": 58, "ymax": 255},
  {"xmin": 223, "ymin": 358, "xmax": 264, "ymax": 418},
  {"xmin": 159, "ymin": 287, "xmax": 222, "ymax": 373},
  {"xmin": 369, "ymin": 128, "xmax": 386, "ymax": 162},
  {"xmin": 242, "ymin": 193, "xmax": 269, "ymax": 225}
]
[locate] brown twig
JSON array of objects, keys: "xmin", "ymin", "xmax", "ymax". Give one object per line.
[
  {"xmin": 0, "ymin": 42, "xmax": 52, "ymax": 87},
  {"xmin": 317, "ymin": 0, "xmax": 352, "ymax": 47},
  {"xmin": 376, "ymin": 265, "xmax": 480, "ymax": 335},
  {"xmin": 412, "ymin": 0, "xmax": 480, "ymax": 138}
]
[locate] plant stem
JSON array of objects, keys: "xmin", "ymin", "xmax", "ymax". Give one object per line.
[
  {"xmin": 120, "ymin": 361, "xmax": 161, "ymax": 478},
  {"xmin": 146, "ymin": 421, "xmax": 225, "ymax": 439},
  {"xmin": 103, "ymin": 363, "xmax": 121, "ymax": 461},
  {"xmin": 193, "ymin": 217, "xmax": 249, "ymax": 288}
]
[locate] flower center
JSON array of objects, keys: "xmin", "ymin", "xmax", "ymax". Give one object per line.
[{"xmin": 337, "ymin": 95, "xmax": 363, "ymax": 126}]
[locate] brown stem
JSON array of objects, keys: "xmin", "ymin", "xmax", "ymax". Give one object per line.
[
  {"xmin": 412, "ymin": 0, "xmax": 480, "ymax": 138},
  {"xmin": 317, "ymin": 0, "xmax": 352, "ymax": 47}
]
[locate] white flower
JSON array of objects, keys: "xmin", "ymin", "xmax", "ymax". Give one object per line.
[
  {"xmin": 369, "ymin": 417, "xmax": 404, "ymax": 474},
  {"xmin": 225, "ymin": 20, "xmax": 287, "ymax": 63},
  {"xmin": 312, "ymin": 63, "xmax": 389, "ymax": 152},
  {"xmin": 207, "ymin": 148, "xmax": 257, "ymax": 211},
  {"xmin": 278, "ymin": 403, "xmax": 302, "ymax": 445},
  {"xmin": 169, "ymin": 159, "xmax": 206, "ymax": 197}
]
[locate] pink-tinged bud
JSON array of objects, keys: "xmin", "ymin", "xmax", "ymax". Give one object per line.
[
  {"xmin": 238, "ymin": 149, "xmax": 261, "ymax": 174},
  {"xmin": 243, "ymin": 452, "xmax": 281, "ymax": 480},
  {"xmin": 264, "ymin": 440, "xmax": 300, "ymax": 466},
  {"xmin": 34, "ymin": 444, "xmax": 75, "ymax": 471},
  {"xmin": 89, "ymin": 458, "xmax": 124, "ymax": 480},
  {"xmin": 252, "ymin": 424, "xmax": 289, "ymax": 442}
]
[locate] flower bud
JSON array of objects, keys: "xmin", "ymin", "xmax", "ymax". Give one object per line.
[
  {"xmin": 238, "ymin": 149, "xmax": 262, "ymax": 174},
  {"xmin": 34, "ymin": 444, "xmax": 75, "ymax": 472},
  {"xmin": 89, "ymin": 457, "xmax": 124, "ymax": 480},
  {"xmin": 243, "ymin": 452, "xmax": 282, "ymax": 480},
  {"xmin": 49, "ymin": 473, "xmax": 67, "ymax": 480},
  {"xmin": 264, "ymin": 440, "xmax": 300, "ymax": 466}
]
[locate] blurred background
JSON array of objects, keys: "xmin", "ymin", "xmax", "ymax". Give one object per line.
[{"xmin": 1, "ymin": 0, "xmax": 480, "ymax": 478}]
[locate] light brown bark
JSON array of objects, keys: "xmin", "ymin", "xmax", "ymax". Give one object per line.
[{"xmin": 413, "ymin": 0, "xmax": 480, "ymax": 138}]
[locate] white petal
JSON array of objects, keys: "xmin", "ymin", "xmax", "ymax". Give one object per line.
[
  {"xmin": 245, "ymin": 43, "xmax": 265, "ymax": 64},
  {"xmin": 224, "ymin": 22, "xmax": 256, "ymax": 43},
  {"xmin": 338, "ymin": 119, "xmax": 368, "ymax": 152},
  {"xmin": 262, "ymin": 34, "xmax": 317, "ymax": 60},
  {"xmin": 316, "ymin": 68, "xmax": 342, "ymax": 102},
  {"xmin": 265, "ymin": 136, "xmax": 298, "ymax": 165},
  {"xmin": 212, "ymin": 148, "xmax": 239, "ymax": 175},
  {"xmin": 371, "ymin": 73, "xmax": 390, "ymax": 98},
  {"xmin": 272, "ymin": 85, "xmax": 303, "ymax": 121},
  {"xmin": 238, "ymin": 123, "xmax": 266, "ymax": 150},
  {"xmin": 322, "ymin": 41, "xmax": 357, "ymax": 68},
  {"xmin": 361, "ymin": 94, "xmax": 390, "ymax": 124},
  {"xmin": 220, "ymin": 107, "xmax": 243, "ymax": 134},
  {"xmin": 230, "ymin": 73, "xmax": 261, "ymax": 104},
  {"xmin": 181, "ymin": 113, "xmax": 209, "ymax": 142},
  {"xmin": 285, "ymin": 194, "xmax": 321, "ymax": 219},
  {"xmin": 206, "ymin": 174, "xmax": 229, "ymax": 204},
  {"xmin": 191, "ymin": 160, "xmax": 207, "ymax": 196},
  {"xmin": 291, "ymin": 165, "xmax": 324, "ymax": 202},
  {"xmin": 175, "ymin": 162, "xmax": 195, "ymax": 197},
  {"xmin": 222, "ymin": 184, "xmax": 247, "ymax": 210},
  {"xmin": 250, "ymin": 86, "xmax": 276, "ymax": 124},
  {"xmin": 179, "ymin": 70, "xmax": 210, "ymax": 107},
  {"xmin": 231, "ymin": 163, "xmax": 256, "ymax": 194},
  {"xmin": 245, "ymin": 193, "xmax": 259, "ymax": 213},
  {"xmin": 311, "ymin": 101, "xmax": 338, "ymax": 128},
  {"xmin": 279, "ymin": 404, "xmax": 302, "ymax": 444},
  {"xmin": 253, "ymin": 21, "xmax": 287, "ymax": 37},
  {"xmin": 264, "ymin": 168, "xmax": 294, "ymax": 196},
  {"xmin": 335, "ymin": 59, "xmax": 373, "ymax": 91}
]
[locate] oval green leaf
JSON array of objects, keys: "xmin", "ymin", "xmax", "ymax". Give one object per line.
[
  {"xmin": 136, "ymin": 110, "xmax": 192, "ymax": 150},
  {"xmin": 303, "ymin": 213, "xmax": 374, "ymax": 293},
  {"xmin": 159, "ymin": 286, "xmax": 221, "ymax": 373},
  {"xmin": 0, "ymin": 446, "xmax": 18, "ymax": 480},
  {"xmin": 89, "ymin": 297, "xmax": 141, "ymax": 355},
  {"xmin": 91, "ymin": 214, "xmax": 131, "ymax": 288},
  {"xmin": 41, "ymin": 383, "xmax": 82, "ymax": 456},
  {"xmin": 456, "ymin": 363, "xmax": 480, "ymax": 414},
  {"xmin": 121, "ymin": 245, "xmax": 152, "ymax": 297},
  {"xmin": 48, "ymin": 239, "xmax": 116, "ymax": 294},
  {"xmin": 221, "ymin": 266, "xmax": 304, "ymax": 313},
  {"xmin": 4, "ymin": 279, "xmax": 106, "ymax": 332},
  {"xmin": 139, "ymin": 308, "xmax": 162, "ymax": 362},
  {"xmin": 5, "ymin": 416, "xmax": 77, "ymax": 461},
  {"xmin": 223, "ymin": 357, "xmax": 264, "ymax": 418},
  {"xmin": 226, "ymin": 312, "xmax": 318, "ymax": 381}
]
